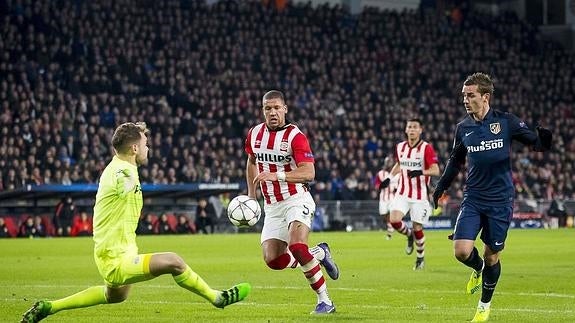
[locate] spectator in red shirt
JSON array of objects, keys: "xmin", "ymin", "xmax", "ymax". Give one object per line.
[{"xmin": 71, "ymin": 211, "xmax": 93, "ymax": 237}]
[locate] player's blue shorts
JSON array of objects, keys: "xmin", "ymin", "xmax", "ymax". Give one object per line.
[{"xmin": 453, "ymin": 198, "xmax": 513, "ymax": 252}]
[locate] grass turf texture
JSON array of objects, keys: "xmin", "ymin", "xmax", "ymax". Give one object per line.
[{"xmin": 2, "ymin": 229, "xmax": 574, "ymax": 322}]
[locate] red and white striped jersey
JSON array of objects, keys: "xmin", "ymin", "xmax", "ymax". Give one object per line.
[
  {"xmin": 394, "ymin": 140, "xmax": 438, "ymax": 201},
  {"xmin": 375, "ymin": 170, "xmax": 399, "ymax": 202},
  {"xmin": 245, "ymin": 123, "xmax": 314, "ymax": 204}
]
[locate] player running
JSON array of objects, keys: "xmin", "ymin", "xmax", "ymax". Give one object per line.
[
  {"xmin": 245, "ymin": 90, "xmax": 339, "ymax": 314},
  {"xmin": 433, "ymin": 73, "xmax": 552, "ymax": 322},
  {"xmin": 380, "ymin": 118, "xmax": 440, "ymax": 270}
]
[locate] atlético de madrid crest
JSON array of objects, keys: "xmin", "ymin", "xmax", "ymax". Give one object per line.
[{"xmin": 489, "ymin": 122, "xmax": 501, "ymax": 134}]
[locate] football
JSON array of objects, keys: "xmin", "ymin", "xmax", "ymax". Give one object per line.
[{"xmin": 227, "ymin": 195, "xmax": 261, "ymax": 227}]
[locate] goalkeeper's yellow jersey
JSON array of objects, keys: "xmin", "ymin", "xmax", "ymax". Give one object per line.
[{"xmin": 93, "ymin": 156, "xmax": 143, "ymax": 263}]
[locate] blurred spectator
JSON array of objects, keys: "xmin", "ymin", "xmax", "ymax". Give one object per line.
[
  {"xmin": 175, "ymin": 214, "xmax": 195, "ymax": 234},
  {"xmin": 311, "ymin": 194, "xmax": 326, "ymax": 232},
  {"xmin": 157, "ymin": 213, "xmax": 175, "ymax": 234},
  {"xmin": 53, "ymin": 195, "xmax": 76, "ymax": 236},
  {"xmin": 0, "ymin": 217, "xmax": 10, "ymax": 238},
  {"xmin": 546, "ymin": 193, "xmax": 568, "ymax": 228},
  {"xmin": 195, "ymin": 198, "xmax": 216, "ymax": 234},
  {"xmin": 19, "ymin": 216, "xmax": 46, "ymax": 238},
  {"xmin": 71, "ymin": 211, "xmax": 93, "ymax": 236},
  {"xmin": 136, "ymin": 213, "xmax": 156, "ymax": 235}
]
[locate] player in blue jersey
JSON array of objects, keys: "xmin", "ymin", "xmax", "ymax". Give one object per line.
[{"xmin": 432, "ymin": 73, "xmax": 552, "ymax": 322}]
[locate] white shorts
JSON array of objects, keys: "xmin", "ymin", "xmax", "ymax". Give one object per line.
[
  {"xmin": 390, "ymin": 195, "xmax": 432, "ymax": 225},
  {"xmin": 260, "ymin": 191, "xmax": 315, "ymax": 244},
  {"xmin": 379, "ymin": 200, "xmax": 392, "ymax": 215}
]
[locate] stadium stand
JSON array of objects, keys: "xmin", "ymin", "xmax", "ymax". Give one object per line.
[{"xmin": 0, "ymin": 0, "xmax": 573, "ymax": 233}]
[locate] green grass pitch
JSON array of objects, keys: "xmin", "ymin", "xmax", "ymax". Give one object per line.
[{"xmin": 2, "ymin": 229, "xmax": 574, "ymax": 322}]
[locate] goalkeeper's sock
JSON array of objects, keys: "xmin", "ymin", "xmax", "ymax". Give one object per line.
[
  {"xmin": 481, "ymin": 261, "xmax": 501, "ymax": 303},
  {"xmin": 174, "ymin": 265, "xmax": 218, "ymax": 303},
  {"xmin": 50, "ymin": 286, "xmax": 108, "ymax": 314}
]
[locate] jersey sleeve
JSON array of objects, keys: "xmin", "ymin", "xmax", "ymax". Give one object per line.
[
  {"xmin": 424, "ymin": 144, "xmax": 438, "ymax": 169},
  {"xmin": 291, "ymin": 132, "xmax": 314, "ymax": 164},
  {"xmin": 244, "ymin": 127, "xmax": 254, "ymax": 155},
  {"xmin": 96, "ymin": 165, "xmax": 131, "ymax": 200},
  {"xmin": 508, "ymin": 113, "xmax": 538, "ymax": 146},
  {"xmin": 374, "ymin": 171, "xmax": 383, "ymax": 188}
]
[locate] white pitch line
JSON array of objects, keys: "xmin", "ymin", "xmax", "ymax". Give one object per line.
[
  {"xmin": 388, "ymin": 288, "xmax": 575, "ymax": 299},
  {"xmin": 515, "ymin": 292, "xmax": 575, "ymax": 299},
  {"xmin": 134, "ymin": 301, "xmax": 573, "ymax": 314}
]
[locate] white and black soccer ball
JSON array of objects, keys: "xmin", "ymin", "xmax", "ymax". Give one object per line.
[{"xmin": 227, "ymin": 195, "xmax": 261, "ymax": 227}]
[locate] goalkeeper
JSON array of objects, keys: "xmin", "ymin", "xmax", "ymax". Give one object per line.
[{"xmin": 22, "ymin": 122, "xmax": 250, "ymax": 323}]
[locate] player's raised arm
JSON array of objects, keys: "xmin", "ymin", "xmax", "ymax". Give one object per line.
[{"xmin": 508, "ymin": 113, "xmax": 552, "ymax": 152}]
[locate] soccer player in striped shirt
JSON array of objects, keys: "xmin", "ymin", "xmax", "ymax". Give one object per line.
[
  {"xmin": 433, "ymin": 73, "xmax": 552, "ymax": 322},
  {"xmin": 379, "ymin": 118, "xmax": 440, "ymax": 270},
  {"xmin": 22, "ymin": 122, "xmax": 250, "ymax": 323},
  {"xmin": 245, "ymin": 90, "xmax": 339, "ymax": 314}
]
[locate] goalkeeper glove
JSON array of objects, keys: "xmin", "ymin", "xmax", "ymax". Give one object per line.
[{"xmin": 407, "ymin": 170, "xmax": 423, "ymax": 178}]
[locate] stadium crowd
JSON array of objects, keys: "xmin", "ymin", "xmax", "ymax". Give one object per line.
[{"xmin": 0, "ymin": 0, "xmax": 573, "ymax": 207}]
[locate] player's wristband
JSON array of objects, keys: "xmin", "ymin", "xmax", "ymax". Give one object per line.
[{"xmin": 276, "ymin": 171, "xmax": 286, "ymax": 182}]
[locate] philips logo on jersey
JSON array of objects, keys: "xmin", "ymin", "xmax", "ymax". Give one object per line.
[
  {"xmin": 400, "ymin": 160, "xmax": 422, "ymax": 168},
  {"xmin": 467, "ymin": 139, "xmax": 504, "ymax": 153},
  {"xmin": 256, "ymin": 153, "xmax": 293, "ymax": 163}
]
